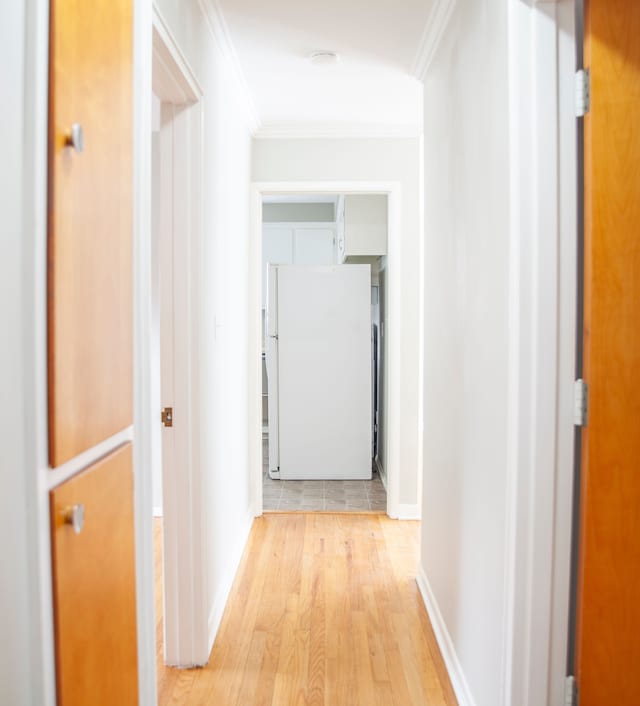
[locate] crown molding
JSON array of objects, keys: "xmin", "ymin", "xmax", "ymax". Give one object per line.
[
  {"xmin": 412, "ymin": 0, "xmax": 457, "ymax": 81},
  {"xmin": 197, "ymin": 0, "xmax": 261, "ymax": 132},
  {"xmin": 253, "ymin": 123, "xmax": 422, "ymax": 140}
]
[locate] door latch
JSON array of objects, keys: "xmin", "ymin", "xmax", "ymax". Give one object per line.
[{"xmin": 161, "ymin": 407, "xmax": 173, "ymax": 427}]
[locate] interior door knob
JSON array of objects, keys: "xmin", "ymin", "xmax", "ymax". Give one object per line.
[
  {"xmin": 62, "ymin": 503, "xmax": 85, "ymax": 534},
  {"xmin": 65, "ymin": 123, "xmax": 84, "ymax": 153}
]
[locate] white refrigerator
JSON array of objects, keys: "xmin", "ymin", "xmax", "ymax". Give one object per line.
[{"xmin": 266, "ymin": 264, "xmax": 371, "ymax": 480}]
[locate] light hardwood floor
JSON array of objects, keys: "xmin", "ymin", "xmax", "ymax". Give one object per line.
[{"xmin": 155, "ymin": 514, "xmax": 457, "ymax": 706}]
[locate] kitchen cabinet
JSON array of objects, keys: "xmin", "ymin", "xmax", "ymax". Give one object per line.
[
  {"xmin": 262, "ymin": 224, "xmax": 336, "ymax": 306},
  {"xmin": 337, "ymin": 195, "xmax": 387, "ymax": 263}
]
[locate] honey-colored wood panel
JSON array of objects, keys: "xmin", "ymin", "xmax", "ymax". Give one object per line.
[
  {"xmin": 577, "ymin": 1, "xmax": 640, "ymax": 703},
  {"xmin": 50, "ymin": 444, "xmax": 138, "ymax": 706},
  {"xmin": 156, "ymin": 514, "xmax": 458, "ymax": 706},
  {"xmin": 48, "ymin": 0, "xmax": 133, "ymax": 466}
]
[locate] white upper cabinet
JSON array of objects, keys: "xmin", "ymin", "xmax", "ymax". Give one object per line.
[
  {"xmin": 262, "ymin": 226, "xmax": 294, "ymax": 307},
  {"xmin": 294, "ymin": 228, "xmax": 335, "ymax": 265},
  {"xmin": 338, "ymin": 195, "xmax": 387, "ymax": 262},
  {"xmin": 262, "ymin": 224, "xmax": 337, "ymax": 306}
]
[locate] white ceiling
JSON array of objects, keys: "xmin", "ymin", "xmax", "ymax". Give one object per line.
[{"xmin": 216, "ymin": 0, "xmax": 433, "ymax": 134}]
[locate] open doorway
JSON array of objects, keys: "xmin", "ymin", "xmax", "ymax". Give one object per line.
[
  {"xmin": 261, "ymin": 194, "xmax": 387, "ymax": 512},
  {"xmin": 250, "ymin": 185, "xmax": 402, "ymax": 517},
  {"xmin": 149, "ymin": 12, "xmax": 208, "ymax": 672}
]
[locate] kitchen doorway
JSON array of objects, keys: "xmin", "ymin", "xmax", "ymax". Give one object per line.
[{"xmin": 249, "ymin": 182, "xmax": 404, "ymax": 518}]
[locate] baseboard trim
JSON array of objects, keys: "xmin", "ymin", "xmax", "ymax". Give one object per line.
[
  {"xmin": 207, "ymin": 506, "xmax": 255, "ymax": 653},
  {"xmin": 374, "ymin": 455, "xmax": 387, "ymax": 490},
  {"xmin": 396, "ymin": 503, "xmax": 421, "ymax": 520},
  {"xmin": 416, "ymin": 568, "xmax": 476, "ymax": 706}
]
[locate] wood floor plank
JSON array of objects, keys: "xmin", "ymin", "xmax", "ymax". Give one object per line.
[{"xmin": 155, "ymin": 514, "xmax": 458, "ymax": 706}]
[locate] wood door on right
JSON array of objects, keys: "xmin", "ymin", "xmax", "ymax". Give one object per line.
[{"xmin": 576, "ymin": 1, "xmax": 640, "ymax": 703}]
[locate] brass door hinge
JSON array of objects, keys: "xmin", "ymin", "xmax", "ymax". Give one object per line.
[{"xmin": 161, "ymin": 407, "xmax": 173, "ymax": 427}]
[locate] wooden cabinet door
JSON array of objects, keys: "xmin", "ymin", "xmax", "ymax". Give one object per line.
[
  {"xmin": 50, "ymin": 444, "xmax": 138, "ymax": 706},
  {"xmin": 576, "ymin": 0, "xmax": 640, "ymax": 703},
  {"xmin": 48, "ymin": 0, "xmax": 133, "ymax": 467}
]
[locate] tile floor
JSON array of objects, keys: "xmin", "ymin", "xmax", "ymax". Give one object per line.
[{"xmin": 262, "ymin": 438, "xmax": 387, "ymax": 512}]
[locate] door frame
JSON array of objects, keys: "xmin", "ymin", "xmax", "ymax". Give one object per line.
[
  {"xmin": 502, "ymin": 2, "xmax": 578, "ymax": 705},
  {"xmin": 135, "ymin": 2, "xmax": 209, "ymax": 678},
  {"xmin": 249, "ymin": 181, "xmax": 405, "ymax": 519}
]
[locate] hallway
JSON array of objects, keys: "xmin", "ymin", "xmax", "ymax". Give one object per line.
[
  {"xmin": 156, "ymin": 514, "xmax": 457, "ymax": 705},
  {"xmin": 7, "ymin": 0, "xmax": 628, "ymax": 705}
]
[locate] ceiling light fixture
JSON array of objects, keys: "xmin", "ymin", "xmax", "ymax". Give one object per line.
[{"xmin": 309, "ymin": 51, "xmax": 340, "ymax": 66}]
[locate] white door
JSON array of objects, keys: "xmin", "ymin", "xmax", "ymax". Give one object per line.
[{"xmin": 276, "ymin": 265, "xmax": 371, "ymax": 480}]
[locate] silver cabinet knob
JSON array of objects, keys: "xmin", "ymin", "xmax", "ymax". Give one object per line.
[
  {"xmin": 65, "ymin": 123, "xmax": 84, "ymax": 153},
  {"xmin": 62, "ymin": 503, "xmax": 85, "ymax": 534}
]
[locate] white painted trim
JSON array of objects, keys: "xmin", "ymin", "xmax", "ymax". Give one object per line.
[
  {"xmin": 548, "ymin": 4, "xmax": 579, "ymax": 703},
  {"xmin": 152, "ymin": 5, "xmax": 203, "ymax": 102},
  {"xmin": 416, "ymin": 569, "xmax": 477, "ymax": 706},
  {"xmin": 416, "ymin": 132, "xmax": 425, "ymax": 524},
  {"xmin": 374, "ymin": 455, "xmax": 387, "ymax": 490},
  {"xmin": 133, "ymin": 0, "xmax": 157, "ymax": 702},
  {"xmin": 412, "ymin": 0, "xmax": 458, "ymax": 81},
  {"xmin": 207, "ymin": 507, "xmax": 255, "ymax": 652},
  {"xmin": 147, "ymin": 12, "xmax": 209, "ymax": 669},
  {"xmin": 396, "ymin": 503, "xmax": 421, "ymax": 521},
  {"xmin": 254, "ymin": 123, "xmax": 422, "ymax": 140},
  {"xmin": 197, "ymin": 0, "xmax": 260, "ymax": 132},
  {"xmin": 249, "ymin": 181, "xmax": 403, "ymax": 521},
  {"xmin": 152, "ymin": 506, "xmax": 163, "ymax": 518},
  {"xmin": 3, "ymin": 2, "xmax": 55, "ymax": 704},
  {"xmin": 47, "ymin": 428, "xmax": 134, "ymax": 490},
  {"xmin": 502, "ymin": 3, "xmax": 577, "ymax": 706}
]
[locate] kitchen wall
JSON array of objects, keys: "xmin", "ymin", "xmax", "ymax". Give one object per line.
[
  {"xmin": 252, "ymin": 137, "xmax": 422, "ymax": 512},
  {"xmin": 419, "ymin": 0, "xmax": 510, "ymax": 704},
  {"xmin": 263, "ymin": 202, "xmax": 335, "ymax": 222},
  {"xmin": 154, "ymin": 0, "xmax": 255, "ymax": 652}
]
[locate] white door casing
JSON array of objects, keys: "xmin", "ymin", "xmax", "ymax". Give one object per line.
[
  {"xmin": 149, "ymin": 8, "xmax": 209, "ymax": 669},
  {"xmin": 250, "ymin": 182, "xmax": 404, "ymax": 517}
]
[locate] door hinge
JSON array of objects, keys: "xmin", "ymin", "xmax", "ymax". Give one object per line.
[
  {"xmin": 565, "ymin": 675, "xmax": 578, "ymax": 706},
  {"xmin": 576, "ymin": 68, "xmax": 590, "ymax": 117},
  {"xmin": 574, "ymin": 379, "xmax": 588, "ymax": 427},
  {"xmin": 161, "ymin": 407, "xmax": 173, "ymax": 427}
]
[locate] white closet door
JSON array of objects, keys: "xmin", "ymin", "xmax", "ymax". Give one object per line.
[
  {"xmin": 277, "ymin": 265, "xmax": 371, "ymax": 480},
  {"xmin": 294, "ymin": 228, "xmax": 335, "ymax": 265}
]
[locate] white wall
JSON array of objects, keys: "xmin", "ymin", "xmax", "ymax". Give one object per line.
[
  {"xmin": 153, "ymin": 0, "xmax": 256, "ymax": 652},
  {"xmin": 419, "ymin": 1, "xmax": 510, "ymax": 705},
  {"xmin": 263, "ymin": 202, "xmax": 335, "ymax": 222},
  {"xmin": 252, "ymin": 137, "xmax": 422, "ymax": 510},
  {"xmin": 419, "ymin": 2, "xmax": 578, "ymax": 706},
  {"xmin": 0, "ymin": 4, "xmax": 37, "ymax": 704}
]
